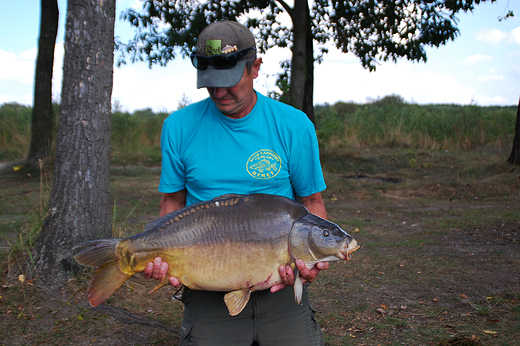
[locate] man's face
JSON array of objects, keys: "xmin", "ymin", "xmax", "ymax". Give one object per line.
[{"xmin": 207, "ymin": 58, "xmax": 262, "ymax": 119}]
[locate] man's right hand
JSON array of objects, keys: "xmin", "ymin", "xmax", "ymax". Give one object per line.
[{"xmin": 143, "ymin": 256, "xmax": 182, "ymax": 288}]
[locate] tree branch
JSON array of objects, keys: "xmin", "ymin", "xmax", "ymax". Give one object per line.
[{"xmin": 275, "ymin": 0, "xmax": 294, "ymax": 19}]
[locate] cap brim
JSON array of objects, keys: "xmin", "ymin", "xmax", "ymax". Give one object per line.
[{"xmin": 197, "ymin": 60, "xmax": 246, "ymax": 89}]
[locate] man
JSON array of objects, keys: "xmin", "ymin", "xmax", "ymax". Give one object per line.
[{"xmin": 145, "ymin": 21, "xmax": 329, "ymax": 345}]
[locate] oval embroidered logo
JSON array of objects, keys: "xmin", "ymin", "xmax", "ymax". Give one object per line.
[{"xmin": 246, "ymin": 149, "xmax": 281, "ymax": 180}]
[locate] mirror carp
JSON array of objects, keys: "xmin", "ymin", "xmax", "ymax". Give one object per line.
[{"xmin": 74, "ymin": 193, "xmax": 359, "ymax": 316}]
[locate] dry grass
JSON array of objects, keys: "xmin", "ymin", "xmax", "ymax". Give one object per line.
[{"xmin": 1, "ymin": 147, "xmax": 519, "ymax": 345}]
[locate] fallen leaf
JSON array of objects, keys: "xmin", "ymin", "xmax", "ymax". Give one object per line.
[
  {"xmin": 18, "ymin": 275, "xmax": 25, "ymax": 283},
  {"xmin": 486, "ymin": 319, "xmax": 500, "ymax": 324},
  {"xmin": 13, "ymin": 166, "xmax": 22, "ymax": 172},
  {"xmin": 459, "ymin": 294, "xmax": 469, "ymax": 299},
  {"xmin": 432, "ymin": 298, "xmax": 438, "ymax": 302},
  {"xmin": 78, "ymin": 315, "xmax": 84, "ymax": 321},
  {"xmin": 483, "ymin": 330, "xmax": 497, "ymax": 335}
]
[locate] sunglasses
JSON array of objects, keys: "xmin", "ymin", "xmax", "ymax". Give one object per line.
[{"xmin": 190, "ymin": 47, "xmax": 256, "ymax": 70}]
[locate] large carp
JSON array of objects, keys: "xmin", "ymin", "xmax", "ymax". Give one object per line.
[{"xmin": 74, "ymin": 194, "xmax": 359, "ymax": 316}]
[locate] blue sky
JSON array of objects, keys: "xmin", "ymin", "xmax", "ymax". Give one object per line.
[{"xmin": 0, "ymin": 0, "xmax": 519, "ymax": 112}]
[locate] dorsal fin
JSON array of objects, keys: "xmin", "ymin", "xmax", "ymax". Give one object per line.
[
  {"xmin": 143, "ymin": 194, "xmax": 245, "ymax": 232},
  {"xmin": 213, "ymin": 193, "xmax": 243, "ymax": 200}
]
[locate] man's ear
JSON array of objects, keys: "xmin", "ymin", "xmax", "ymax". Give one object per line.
[{"xmin": 252, "ymin": 58, "xmax": 262, "ymax": 79}]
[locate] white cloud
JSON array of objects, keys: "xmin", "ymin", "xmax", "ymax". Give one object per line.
[
  {"xmin": 52, "ymin": 43, "xmax": 64, "ymax": 101},
  {"xmin": 0, "ymin": 48, "xmax": 36, "ymax": 83},
  {"xmin": 475, "ymin": 28, "xmax": 509, "ymax": 44},
  {"xmin": 462, "ymin": 54, "xmax": 493, "ymax": 65},
  {"xmin": 511, "ymin": 26, "xmax": 520, "ymax": 44},
  {"xmin": 478, "ymin": 74, "xmax": 504, "ymax": 82},
  {"xmin": 112, "ymin": 58, "xmax": 208, "ymax": 113},
  {"xmin": 311, "ymin": 54, "xmax": 478, "ymax": 105},
  {"xmin": 473, "ymin": 94, "xmax": 510, "ymax": 105},
  {"xmin": 475, "ymin": 26, "xmax": 520, "ymax": 46}
]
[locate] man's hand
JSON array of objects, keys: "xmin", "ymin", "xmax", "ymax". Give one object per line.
[
  {"xmin": 143, "ymin": 257, "xmax": 181, "ymax": 288},
  {"xmin": 270, "ymin": 260, "xmax": 329, "ymax": 293}
]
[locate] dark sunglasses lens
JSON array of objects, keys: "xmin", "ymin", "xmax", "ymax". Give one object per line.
[
  {"xmin": 212, "ymin": 55, "xmax": 237, "ymax": 69},
  {"xmin": 191, "ymin": 47, "xmax": 254, "ymax": 70},
  {"xmin": 191, "ymin": 56, "xmax": 208, "ymax": 70}
]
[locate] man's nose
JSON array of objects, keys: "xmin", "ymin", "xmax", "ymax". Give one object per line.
[{"xmin": 213, "ymin": 87, "xmax": 228, "ymax": 98}]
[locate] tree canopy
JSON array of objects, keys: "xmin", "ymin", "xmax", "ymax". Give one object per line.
[{"xmin": 118, "ymin": 0, "xmax": 497, "ymax": 121}]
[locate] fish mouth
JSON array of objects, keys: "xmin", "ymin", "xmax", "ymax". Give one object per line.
[{"xmin": 339, "ymin": 239, "xmax": 360, "ymax": 261}]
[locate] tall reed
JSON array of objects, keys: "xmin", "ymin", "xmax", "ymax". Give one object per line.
[
  {"xmin": 1, "ymin": 98, "xmax": 516, "ymax": 165},
  {"xmin": 315, "ymin": 97, "xmax": 516, "ymax": 153},
  {"xmin": 110, "ymin": 108, "xmax": 168, "ymax": 165},
  {"xmin": 0, "ymin": 103, "xmax": 32, "ymax": 161}
]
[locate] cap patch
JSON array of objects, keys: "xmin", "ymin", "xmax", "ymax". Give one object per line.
[
  {"xmin": 205, "ymin": 40, "xmax": 222, "ymax": 56},
  {"xmin": 222, "ymin": 45, "xmax": 238, "ymax": 54}
]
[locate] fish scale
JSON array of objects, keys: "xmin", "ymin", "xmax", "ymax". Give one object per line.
[{"xmin": 74, "ymin": 193, "xmax": 358, "ymax": 316}]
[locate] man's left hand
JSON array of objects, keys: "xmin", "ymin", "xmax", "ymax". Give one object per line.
[{"xmin": 270, "ymin": 259, "xmax": 329, "ymax": 293}]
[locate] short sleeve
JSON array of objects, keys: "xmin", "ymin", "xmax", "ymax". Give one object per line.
[
  {"xmin": 158, "ymin": 118, "xmax": 187, "ymax": 193},
  {"xmin": 288, "ymin": 123, "xmax": 327, "ymax": 197}
]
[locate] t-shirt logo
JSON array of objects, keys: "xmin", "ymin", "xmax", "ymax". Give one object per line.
[{"xmin": 246, "ymin": 149, "xmax": 281, "ymax": 179}]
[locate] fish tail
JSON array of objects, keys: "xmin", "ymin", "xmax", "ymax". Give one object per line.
[
  {"xmin": 73, "ymin": 238, "xmax": 130, "ymax": 306},
  {"xmin": 88, "ymin": 262, "xmax": 131, "ymax": 306},
  {"xmin": 74, "ymin": 239, "xmax": 121, "ymax": 267}
]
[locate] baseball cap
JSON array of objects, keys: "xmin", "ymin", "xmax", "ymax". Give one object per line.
[{"xmin": 193, "ymin": 21, "xmax": 256, "ymax": 88}]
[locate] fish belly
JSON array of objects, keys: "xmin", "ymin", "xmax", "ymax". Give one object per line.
[{"xmin": 161, "ymin": 242, "xmax": 291, "ymax": 292}]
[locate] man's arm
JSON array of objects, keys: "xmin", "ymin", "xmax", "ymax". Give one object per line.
[
  {"xmin": 159, "ymin": 189, "xmax": 187, "ymax": 217},
  {"xmin": 144, "ymin": 190, "xmax": 187, "ymax": 287},
  {"xmin": 271, "ymin": 191, "xmax": 330, "ymax": 293},
  {"xmin": 300, "ymin": 191, "xmax": 327, "ymax": 219}
]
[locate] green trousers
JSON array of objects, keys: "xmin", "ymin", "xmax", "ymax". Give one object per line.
[{"xmin": 179, "ymin": 285, "xmax": 324, "ymax": 346}]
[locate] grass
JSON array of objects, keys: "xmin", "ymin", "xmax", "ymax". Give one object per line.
[
  {"xmin": 1, "ymin": 98, "xmax": 519, "ymax": 345},
  {"xmin": 316, "ymin": 96, "xmax": 516, "ymax": 153},
  {"xmin": 1, "ymin": 97, "xmax": 517, "ymax": 166}
]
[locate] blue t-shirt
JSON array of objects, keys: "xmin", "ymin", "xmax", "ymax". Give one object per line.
[{"xmin": 159, "ymin": 92, "xmax": 326, "ymax": 206}]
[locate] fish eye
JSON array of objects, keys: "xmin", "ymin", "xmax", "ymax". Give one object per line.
[{"xmin": 323, "ymin": 230, "xmax": 330, "ymax": 237}]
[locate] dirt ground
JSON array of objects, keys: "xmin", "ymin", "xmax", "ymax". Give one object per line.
[{"xmin": 1, "ymin": 148, "xmax": 519, "ymax": 345}]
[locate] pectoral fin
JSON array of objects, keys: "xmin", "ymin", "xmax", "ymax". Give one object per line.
[
  {"xmin": 293, "ymin": 266, "xmax": 303, "ymax": 304},
  {"xmin": 224, "ymin": 289, "xmax": 251, "ymax": 316},
  {"xmin": 148, "ymin": 275, "xmax": 171, "ymax": 294}
]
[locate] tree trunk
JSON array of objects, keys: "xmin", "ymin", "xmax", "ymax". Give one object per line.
[
  {"xmin": 34, "ymin": 0, "xmax": 116, "ymax": 291},
  {"xmin": 507, "ymin": 98, "xmax": 520, "ymax": 166},
  {"xmin": 26, "ymin": 0, "xmax": 59, "ymax": 163},
  {"xmin": 289, "ymin": 0, "xmax": 315, "ymax": 123}
]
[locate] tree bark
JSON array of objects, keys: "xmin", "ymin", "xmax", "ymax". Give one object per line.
[
  {"xmin": 26, "ymin": 0, "xmax": 59, "ymax": 163},
  {"xmin": 507, "ymin": 98, "xmax": 520, "ymax": 166},
  {"xmin": 34, "ymin": 0, "xmax": 116, "ymax": 291},
  {"xmin": 288, "ymin": 0, "xmax": 315, "ymax": 123}
]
